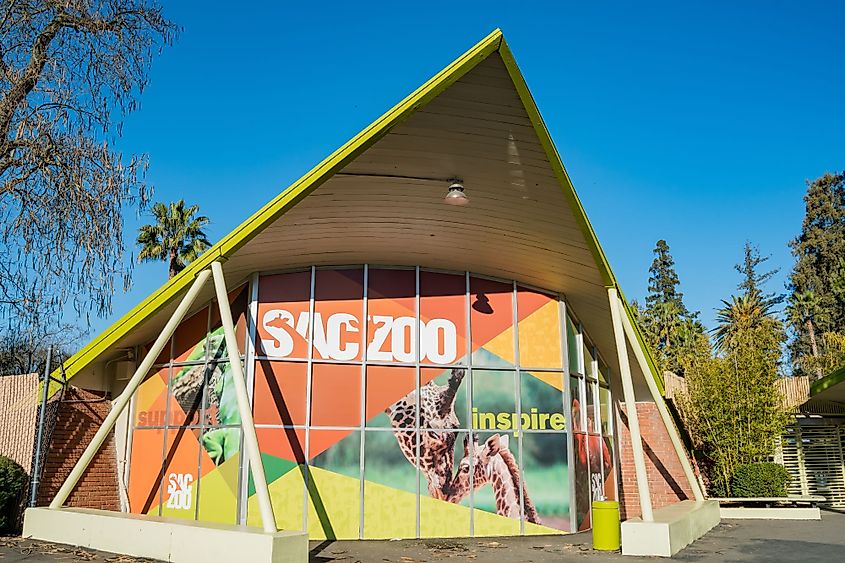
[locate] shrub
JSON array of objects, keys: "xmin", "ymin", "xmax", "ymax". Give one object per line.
[
  {"xmin": 0, "ymin": 456, "xmax": 28, "ymax": 533},
  {"xmin": 731, "ymin": 462, "xmax": 790, "ymax": 497},
  {"xmin": 707, "ymin": 475, "xmax": 729, "ymax": 498}
]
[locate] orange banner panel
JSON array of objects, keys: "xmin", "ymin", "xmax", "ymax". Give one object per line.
[
  {"xmin": 128, "ymin": 429, "xmax": 164, "ymax": 514},
  {"xmin": 310, "ymin": 363, "xmax": 361, "ymax": 427},
  {"xmin": 257, "ymin": 427, "xmax": 307, "ymax": 463},
  {"xmin": 517, "ymin": 287, "xmax": 562, "ymax": 369},
  {"xmin": 308, "ymin": 428, "xmax": 356, "ymax": 460},
  {"xmin": 365, "ymin": 365, "xmax": 415, "ymax": 424},
  {"xmin": 135, "ymin": 368, "xmax": 169, "ymax": 428},
  {"xmin": 253, "ymin": 361, "xmax": 308, "ymax": 426}
]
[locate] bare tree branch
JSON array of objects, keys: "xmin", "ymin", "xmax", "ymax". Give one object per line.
[{"xmin": 0, "ymin": 0, "xmax": 177, "ymax": 349}]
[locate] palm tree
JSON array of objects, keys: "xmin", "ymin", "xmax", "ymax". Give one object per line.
[
  {"xmin": 713, "ymin": 290, "xmax": 774, "ymax": 353},
  {"xmin": 137, "ymin": 200, "xmax": 211, "ymax": 279},
  {"xmin": 786, "ymin": 289, "xmax": 821, "ymax": 378}
]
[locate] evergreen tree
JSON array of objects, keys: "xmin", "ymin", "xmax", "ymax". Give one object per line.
[
  {"xmin": 712, "ymin": 242, "xmax": 785, "ymax": 355},
  {"xmin": 787, "ymin": 172, "xmax": 845, "ymax": 376},
  {"xmin": 646, "ymin": 240, "xmax": 688, "ymax": 315},
  {"xmin": 639, "ymin": 240, "xmax": 706, "ymax": 374},
  {"xmin": 735, "ymin": 241, "xmax": 782, "ymax": 307}
]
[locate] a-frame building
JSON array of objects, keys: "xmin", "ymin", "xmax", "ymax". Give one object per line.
[{"xmin": 27, "ymin": 30, "xmax": 718, "ymax": 558}]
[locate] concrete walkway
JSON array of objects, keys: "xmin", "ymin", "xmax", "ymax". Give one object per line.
[
  {"xmin": 2, "ymin": 510, "xmax": 844, "ymax": 562},
  {"xmin": 309, "ymin": 509, "xmax": 845, "ymax": 562}
]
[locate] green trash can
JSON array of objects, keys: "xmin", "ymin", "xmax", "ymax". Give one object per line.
[{"xmin": 591, "ymin": 500, "xmax": 621, "ymax": 551}]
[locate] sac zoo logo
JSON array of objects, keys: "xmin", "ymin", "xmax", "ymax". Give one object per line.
[
  {"xmin": 261, "ymin": 310, "xmax": 458, "ymax": 364},
  {"xmin": 165, "ymin": 473, "xmax": 193, "ymax": 510}
]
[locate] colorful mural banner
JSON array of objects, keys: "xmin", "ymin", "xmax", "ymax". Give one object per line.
[{"xmin": 128, "ymin": 268, "xmax": 615, "ymax": 539}]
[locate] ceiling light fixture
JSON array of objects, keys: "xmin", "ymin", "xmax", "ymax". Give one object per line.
[
  {"xmin": 334, "ymin": 173, "xmax": 470, "ymax": 206},
  {"xmin": 444, "ymin": 182, "xmax": 469, "ymax": 206}
]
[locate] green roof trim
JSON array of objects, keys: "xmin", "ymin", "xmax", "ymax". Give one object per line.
[
  {"xmin": 55, "ymin": 29, "xmax": 665, "ymax": 397},
  {"xmin": 810, "ymin": 364, "xmax": 845, "ymax": 397}
]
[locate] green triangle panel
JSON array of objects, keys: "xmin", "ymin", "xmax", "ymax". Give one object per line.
[{"xmin": 248, "ymin": 453, "xmax": 298, "ymax": 496}]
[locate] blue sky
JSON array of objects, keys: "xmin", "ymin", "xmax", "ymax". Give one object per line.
[{"xmin": 96, "ymin": 1, "xmax": 845, "ymax": 337}]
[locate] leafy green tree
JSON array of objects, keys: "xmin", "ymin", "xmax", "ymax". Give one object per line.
[
  {"xmin": 788, "ymin": 172, "xmax": 845, "ymax": 376},
  {"xmin": 137, "ymin": 200, "xmax": 211, "ymax": 279},
  {"xmin": 678, "ymin": 293, "xmax": 788, "ymax": 495},
  {"xmin": 671, "ymin": 239, "xmax": 796, "ymax": 495},
  {"xmin": 787, "ymin": 312, "xmax": 845, "ymax": 378},
  {"xmin": 674, "ymin": 316, "xmax": 712, "ymax": 365},
  {"xmin": 800, "ymin": 332, "xmax": 845, "ymax": 377}
]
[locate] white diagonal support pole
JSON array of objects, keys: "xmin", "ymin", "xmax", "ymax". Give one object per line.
[
  {"xmin": 211, "ymin": 261, "xmax": 278, "ymax": 533},
  {"xmin": 618, "ymin": 296, "xmax": 705, "ymax": 501},
  {"xmin": 50, "ymin": 269, "xmax": 212, "ymax": 509},
  {"xmin": 608, "ymin": 287, "xmax": 654, "ymax": 521}
]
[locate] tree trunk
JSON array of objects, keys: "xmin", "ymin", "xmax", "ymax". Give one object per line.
[
  {"xmin": 806, "ymin": 317, "xmax": 822, "ymax": 379},
  {"xmin": 168, "ymin": 248, "xmax": 179, "ymax": 279}
]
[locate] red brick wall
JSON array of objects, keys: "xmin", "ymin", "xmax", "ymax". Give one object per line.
[
  {"xmin": 36, "ymin": 387, "xmax": 120, "ymax": 510},
  {"xmin": 617, "ymin": 401, "xmax": 694, "ymax": 520}
]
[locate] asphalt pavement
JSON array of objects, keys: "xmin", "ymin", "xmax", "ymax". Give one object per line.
[{"xmin": 2, "ymin": 509, "xmax": 843, "ymax": 562}]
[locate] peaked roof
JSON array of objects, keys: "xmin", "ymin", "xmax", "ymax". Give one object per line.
[{"xmin": 57, "ymin": 29, "xmax": 661, "ymax": 393}]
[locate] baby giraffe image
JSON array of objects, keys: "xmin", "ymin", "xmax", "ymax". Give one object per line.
[{"xmin": 447, "ymin": 433, "xmax": 541, "ymax": 524}]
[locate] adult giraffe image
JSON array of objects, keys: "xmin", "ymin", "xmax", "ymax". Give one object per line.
[{"xmin": 385, "ymin": 368, "xmax": 466, "ymax": 499}]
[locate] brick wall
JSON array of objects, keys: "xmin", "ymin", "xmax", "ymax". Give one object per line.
[
  {"xmin": 36, "ymin": 387, "xmax": 120, "ymax": 510},
  {"xmin": 617, "ymin": 401, "xmax": 694, "ymax": 520}
]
